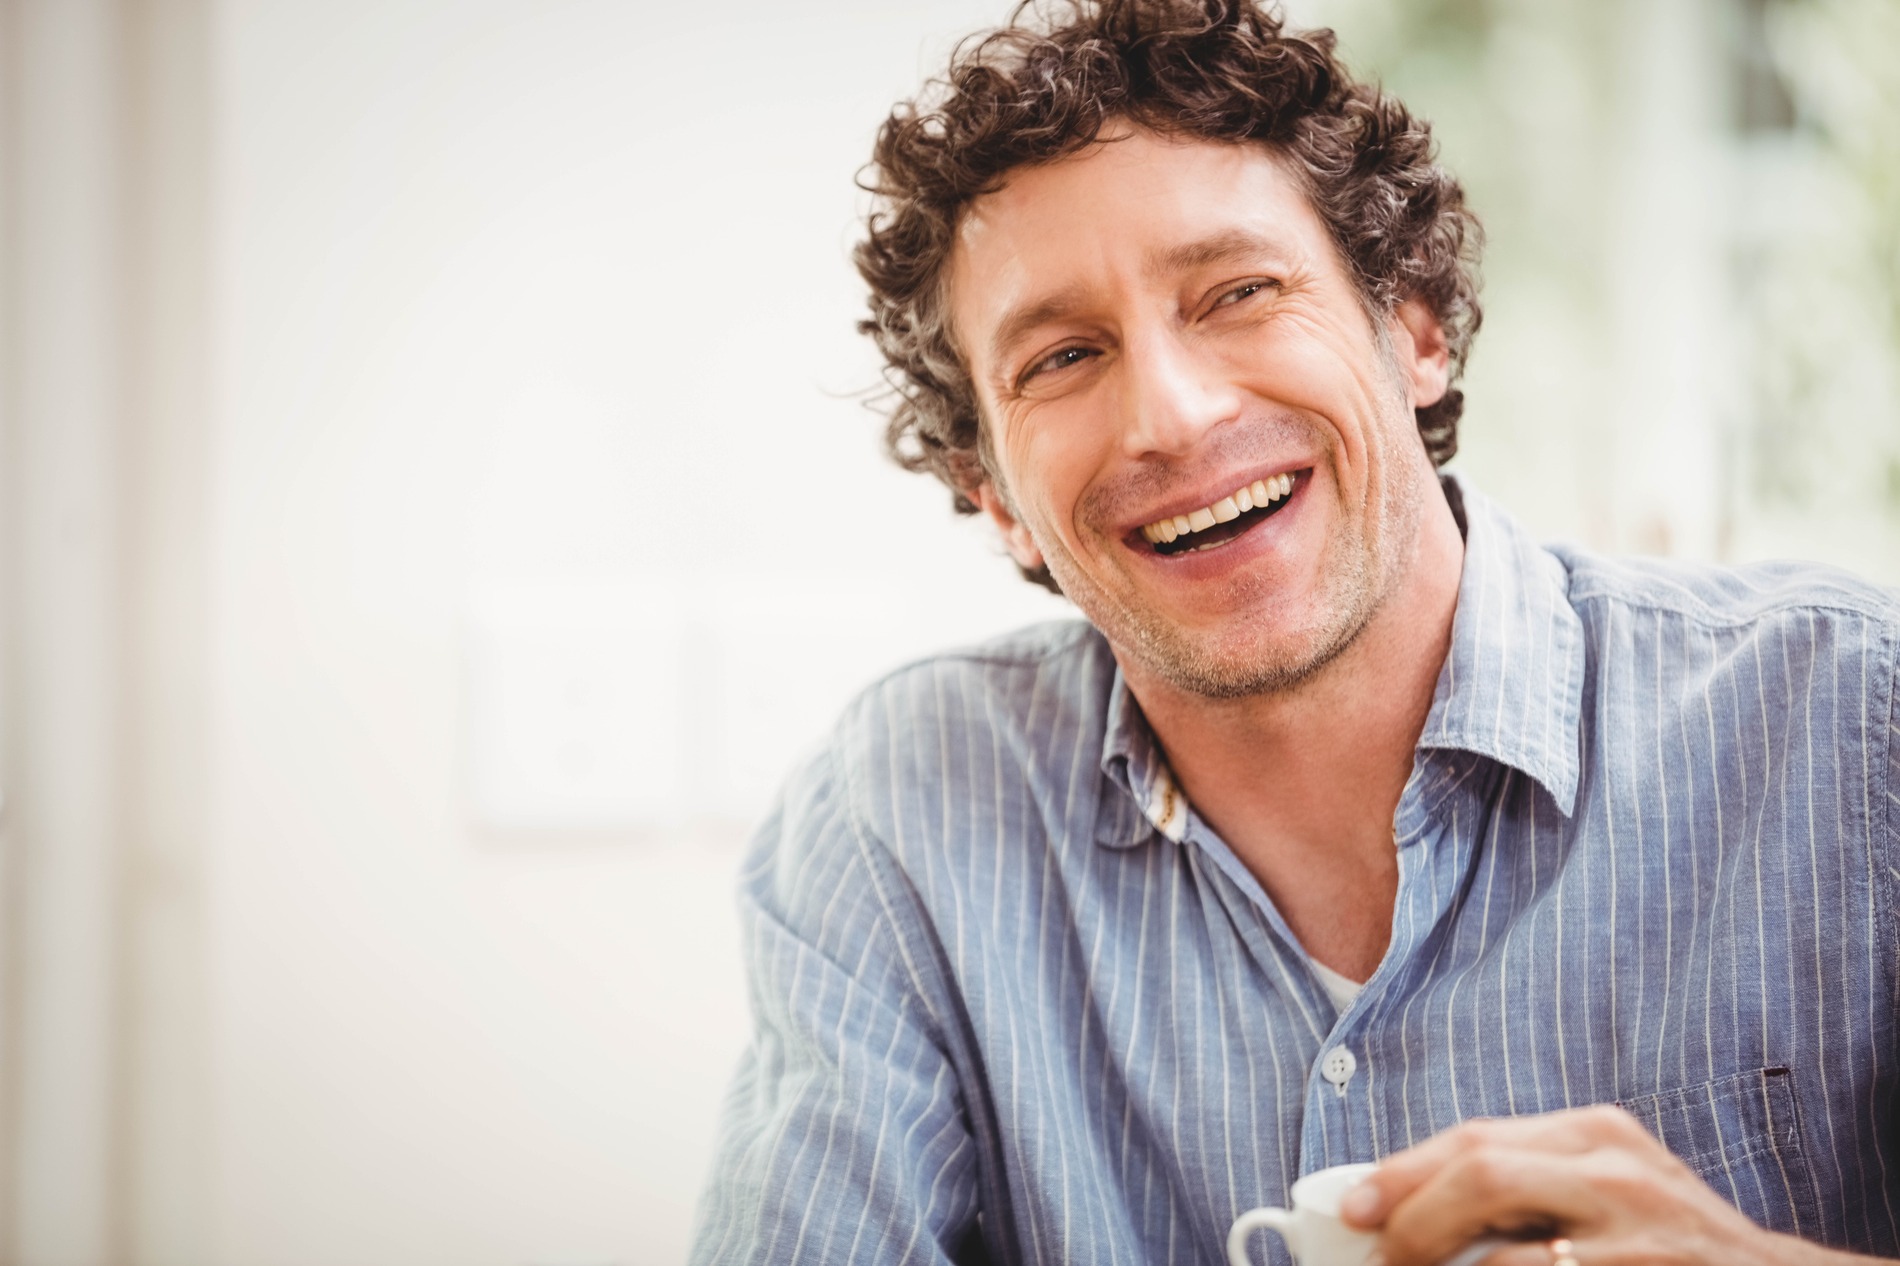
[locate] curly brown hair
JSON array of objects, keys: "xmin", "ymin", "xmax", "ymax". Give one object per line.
[{"xmin": 855, "ymin": 0, "xmax": 1483, "ymax": 591}]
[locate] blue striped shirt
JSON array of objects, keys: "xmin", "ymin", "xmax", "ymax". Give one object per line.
[{"xmin": 690, "ymin": 481, "xmax": 1900, "ymax": 1265}]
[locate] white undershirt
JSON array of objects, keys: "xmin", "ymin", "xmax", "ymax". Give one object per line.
[{"xmin": 1310, "ymin": 959, "xmax": 1365, "ymax": 1013}]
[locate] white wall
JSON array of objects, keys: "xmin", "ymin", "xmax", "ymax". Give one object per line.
[
  {"xmin": 3, "ymin": 3, "xmax": 128, "ymax": 1259},
  {"xmin": 205, "ymin": 2, "xmax": 1063, "ymax": 1264}
]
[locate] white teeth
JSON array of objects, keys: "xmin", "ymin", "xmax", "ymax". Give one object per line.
[
  {"xmin": 1141, "ymin": 518, "xmax": 1183, "ymax": 545},
  {"xmin": 1143, "ymin": 472, "xmax": 1300, "ymax": 548}
]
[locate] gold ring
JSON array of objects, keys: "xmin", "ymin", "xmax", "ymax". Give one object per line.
[{"xmin": 1549, "ymin": 1237, "xmax": 1578, "ymax": 1266}]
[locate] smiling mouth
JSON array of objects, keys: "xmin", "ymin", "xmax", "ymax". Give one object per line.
[{"xmin": 1139, "ymin": 470, "xmax": 1307, "ymax": 556}]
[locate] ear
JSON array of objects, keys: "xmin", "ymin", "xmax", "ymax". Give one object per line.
[
  {"xmin": 973, "ymin": 482, "xmax": 1046, "ymax": 574},
  {"xmin": 1390, "ymin": 298, "xmax": 1450, "ymax": 409}
]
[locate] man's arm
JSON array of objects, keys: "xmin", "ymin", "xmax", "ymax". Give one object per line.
[{"xmin": 688, "ymin": 749, "xmax": 981, "ymax": 1266}]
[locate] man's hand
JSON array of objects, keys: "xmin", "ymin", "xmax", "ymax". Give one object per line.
[{"xmin": 1337, "ymin": 1105, "xmax": 1854, "ymax": 1266}]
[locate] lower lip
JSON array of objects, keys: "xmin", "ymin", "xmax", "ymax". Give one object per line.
[{"xmin": 1131, "ymin": 472, "xmax": 1310, "ymax": 577}]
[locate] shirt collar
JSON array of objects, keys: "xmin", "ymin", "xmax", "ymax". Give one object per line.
[
  {"xmin": 1098, "ymin": 671, "xmax": 1185, "ymax": 847},
  {"xmin": 1415, "ymin": 476, "xmax": 1585, "ymax": 817},
  {"xmin": 1095, "ymin": 475, "xmax": 1585, "ymax": 847}
]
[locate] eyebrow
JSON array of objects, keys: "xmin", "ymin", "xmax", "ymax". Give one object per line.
[
  {"xmin": 1146, "ymin": 227, "xmax": 1287, "ymax": 276},
  {"xmin": 982, "ymin": 228, "xmax": 1290, "ymax": 372},
  {"xmin": 986, "ymin": 284, "xmax": 1090, "ymax": 374}
]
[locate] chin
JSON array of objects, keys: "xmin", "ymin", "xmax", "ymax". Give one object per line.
[
  {"xmin": 1105, "ymin": 600, "xmax": 1364, "ymax": 699},
  {"xmin": 1148, "ymin": 634, "xmax": 1351, "ymax": 699},
  {"xmin": 1047, "ymin": 536, "xmax": 1381, "ymax": 700}
]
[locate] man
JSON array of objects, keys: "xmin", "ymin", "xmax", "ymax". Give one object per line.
[{"xmin": 690, "ymin": 2, "xmax": 1900, "ymax": 1263}]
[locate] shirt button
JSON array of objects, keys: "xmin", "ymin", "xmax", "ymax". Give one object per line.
[{"xmin": 1321, "ymin": 1046, "xmax": 1357, "ymax": 1097}]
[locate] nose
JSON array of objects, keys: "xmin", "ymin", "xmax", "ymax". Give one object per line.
[{"xmin": 1116, "ymin": 324, "xmax": 1243, "ymax": 458}]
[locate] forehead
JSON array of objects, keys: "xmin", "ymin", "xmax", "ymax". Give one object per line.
[{"xmin": 945, "ymin": 128, "xmax": 1335, "ymax": 361}]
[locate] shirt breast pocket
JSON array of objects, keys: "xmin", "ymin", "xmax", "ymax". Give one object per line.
[{"xmin": 1615, "ymin": 1066, "xmax": 1820, "ymax": 1237}]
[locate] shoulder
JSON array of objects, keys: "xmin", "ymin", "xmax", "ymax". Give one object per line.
[
  {"xmin": 754, "ymin": 617, "xmax": 1115, "ymax": 864},
  {"xmin": 1552, "ymin": 544, "xmax": 1900, "ymax": 634},
  {"xmin": 1548, "ymin": 544, "xmax": 1899, "ymax": 777},
  {"xmin": 738, "ymin": 618, "xmax": 1116, "ymax": 976},
  {"xmin": 828, "ymin": 618, "xmax": 1117, "ymax": 797},
  {"xmin": 850, "ymin": 617, "xmax": 1112, "ymax": 706}
]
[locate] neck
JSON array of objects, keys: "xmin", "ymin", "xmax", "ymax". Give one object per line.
[{"xmin": 1118, "ymin": 478, "xmax": 1466, "ymax": 978}]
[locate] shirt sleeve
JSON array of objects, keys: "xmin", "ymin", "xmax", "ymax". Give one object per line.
[
  {"xmin": 688, "ymin": 745, "xmax": 981, "ymax": 1266},
  {"xmin": 1883, "ymin": 630, "xmax": 1900, "ymax": 1021},
  {"xmin": 1888, "ymin": 634, "xmax": 1900, "ymax": 883}
]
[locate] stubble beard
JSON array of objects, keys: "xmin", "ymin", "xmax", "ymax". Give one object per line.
[
  {"xmin": 1038, "ymin": 427, "xmax": 1428, "ymax": 702},
  {"xmin": 1043, "ymin": 495, "xmax": 1396, "ymax": 701}
]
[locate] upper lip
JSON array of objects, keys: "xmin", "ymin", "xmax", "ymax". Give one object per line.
[{"xmin": 1118, "ymin": 461, "xmax": 1312, "ymax": 536}]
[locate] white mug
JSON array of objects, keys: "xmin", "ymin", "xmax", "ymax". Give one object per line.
[
  {"xmin": 1228, "ymin": 1163, "xmax": 1505, "ymax": 1266},
  {"xmin": 1228, "ymin": 1162, "xmax": 1381, "ymax": 1266}
]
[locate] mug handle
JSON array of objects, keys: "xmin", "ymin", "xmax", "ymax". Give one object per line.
[{"xmin": 1227, "ymin": 1205, "xmax": 1296, "ymax": 1266}]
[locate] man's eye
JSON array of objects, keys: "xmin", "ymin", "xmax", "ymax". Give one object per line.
[
  {"xmin": 1024, "ymin": 346, "xmax": 1096, "ymax": 381},
  {"xmin": 1213, "ymin": 280, "xmax": 1275, "ymax": 309}
]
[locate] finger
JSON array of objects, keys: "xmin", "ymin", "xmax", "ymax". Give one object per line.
[
  {"xmin": 1345, "ymin": 1107, "xmax": 1657, "ymax": 1229},
  {"xmin": 1463, "ymin": 1240, "xmax": 1575, "ymax": 1266},
  {"xmin": 1375, "ymin": 1148, "xmax": 1604, "ymax": 1266}
]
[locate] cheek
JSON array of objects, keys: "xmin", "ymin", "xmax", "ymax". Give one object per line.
[
  {"xmin": 1219, "ymin": 316, "xmax": 1344, "ymax": 399},
  {"xmin": 1225, "ymin": 322, "xmax": 1393, "ymax": 450},
  {"xmin": 1006, "ymin": 409, "xmax": 1105, "ymax": 531}
]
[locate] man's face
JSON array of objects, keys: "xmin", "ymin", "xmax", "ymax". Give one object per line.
[{"xmin": 945, "ymin": 126, "xmax": 1451, "ymax": 699}]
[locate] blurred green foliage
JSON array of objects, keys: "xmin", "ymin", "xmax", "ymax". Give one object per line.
[{"xmin": 1301, "ymin": 0, "xmax": 1900, "ymax": 547}]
